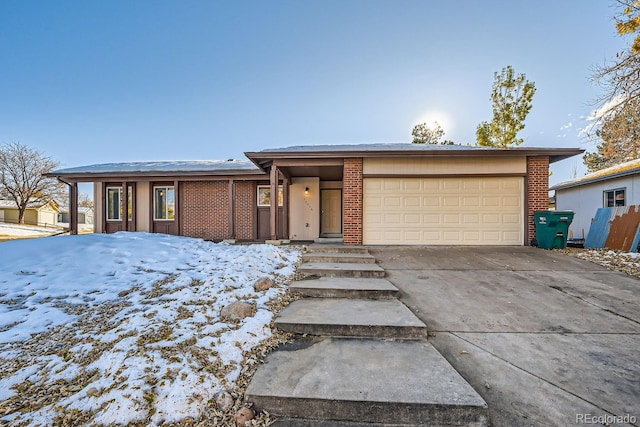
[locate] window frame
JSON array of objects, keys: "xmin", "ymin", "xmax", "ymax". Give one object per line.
[
  {"xmin": 603, "ymin": 187, "xmax": 626, "ymax": 207},
  {"xmin": 106, "ymin": 186, "xmax": 122, "ymax": 221},
  {"xmin": 257, "ymin": 185, "xmax": 284, "ymax": 207},
  {"xmin": 153, "ymin": 185, "xmax": 176, "ymax": 221}
]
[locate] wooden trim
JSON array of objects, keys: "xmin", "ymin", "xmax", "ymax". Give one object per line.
[
  {"xmin": 47, "ymin": 173, "xmax": 268, "ymax": 183},
  {"xmin": 122, "ymin": 181, "xmax": 128, "ymax": 232},
  {"xmin": 362, "ymin": 173, "xmax": 527, "ymax": 179},
  {"xmin": 252, "ymin": 182, "xmax": 258, "ymax": 240},
  {"xmin": 174, "ymin": 180, "xmax": 180, "ymax": 235},
  {"xmin": 270, "ymin": 166, "xmax": 278, "ymax": 240},
  {"xmin": 273, "ymin": 159, "xmax": 344, "ymax": 167},
  {"xmin": 283, "ymin": 177, "xmax": 289, "ymax": 239},
  {"xmin": 70, "ymin": 182, "xmax": 78, "ymax": 235},
  {"xmin": 229, "ymin": 179, "xmax": 235, "ymax": 239}
]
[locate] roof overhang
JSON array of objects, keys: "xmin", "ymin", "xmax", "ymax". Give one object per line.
[{"xmin": 245, "ymin": 144, "xmax": 584, "ymax": 171}]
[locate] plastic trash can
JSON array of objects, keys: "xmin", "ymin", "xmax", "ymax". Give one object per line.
[{"xmin": 534, "ymin": 211, "xmax": 574, "ymax": 250}]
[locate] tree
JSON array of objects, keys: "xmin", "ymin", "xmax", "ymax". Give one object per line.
[
  {"xmin": 78, "ymin": 193, "xmax": 94, "ymax": 209},
  {"xmin": 411, "ymin": 121, "xmax": 454, "ymax": 144},
  {"xmin": 476, "ymin": 65, "xmax": 536, "ymax": 148},
  {"xmin": 583, "ymin": 97, "xmax": 640, "ymax": 172},
  {"xmin": 0, "ymin": 142, "xmax": 62, "ymax": 224},
  {"xmin": 584, "ymin": 1, "xmax": 640, "ymax": 168}
]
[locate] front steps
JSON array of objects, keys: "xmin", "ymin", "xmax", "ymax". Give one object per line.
[
  {"xmin": 247, "ymin": 338, "xmax": 488, "ymax": 426},
  {"xmin": 275, "ymin": 298, "xmax": 427, "ymax": 339},
  {"xmin": 245, "ymin": 244, "xmax": 489, "ymax": 426},
  {"xmin": 289, "ymin": 277, "xmax": 400, "ymax": 299}
]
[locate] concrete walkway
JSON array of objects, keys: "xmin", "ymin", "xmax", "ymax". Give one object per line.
[
  {"xmin": 245, "ymin": 245, "xmax": 489, "ymax": 426},
  {"xmin": 370, "ymin": 246, "xmax": 640, "ymax": 427}
]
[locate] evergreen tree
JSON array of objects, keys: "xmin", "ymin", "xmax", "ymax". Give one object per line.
[{"xmin": 476, "ymin": 65, "xmax": 536, "ymax": 148}]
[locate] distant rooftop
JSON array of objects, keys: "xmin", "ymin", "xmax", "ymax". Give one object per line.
[{"xmin": 551, "ymin": 158, "xmax": 640, "ymax": 190}]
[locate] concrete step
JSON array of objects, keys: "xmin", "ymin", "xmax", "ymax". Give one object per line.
[
  {"xmin": 275, "ymin": 298, "xmax": 427, "ymax": 339},
  {"xmin": 289, "ymin": 277, "xmax": 400, "ymax": 299},
  {"xmin": 245, "ymin": 337, "xmax": 489, "ymax": 426},
  {"xmin": 297, "ymin": 262, "xmax": 385, "ymax": 278},
  {"xmin": 302, "ymin": 252, "xmax": 376, "ymax": 264},
  {"xmin": 305, "ymin": 245, "xmax": 369, "ymax": 254}
]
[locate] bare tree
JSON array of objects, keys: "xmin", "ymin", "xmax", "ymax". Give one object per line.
[
  {"xmin": 0, "ymin": 142, "xmax": 62, "ymax": 224},
  {"xmin": 78, "ymin": 193, "xmax": 94, "ymax": 209}
]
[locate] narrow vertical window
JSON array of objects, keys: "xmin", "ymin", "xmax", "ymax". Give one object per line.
[
  {"xmin": 106, "ymin": 187, "xmax": 121, "ymax": 221},
  {"xmin": 154, "ymin": 186, "xmax": 175, "ymax": 220}
]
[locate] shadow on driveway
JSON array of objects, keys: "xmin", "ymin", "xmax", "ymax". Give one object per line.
[{"xmin": 370, "ymin": 246, "xmax": 640, "ymax": 427}]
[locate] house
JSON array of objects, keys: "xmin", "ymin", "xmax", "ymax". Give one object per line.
[
  {"xmin": 551, "ymin": 158, "xmax": 640, "ymax": 242},
  {"xmin": 0, "ymin": 199, "xmax": 60, "ymax": 227},
  {"xmin": 58, "ymin": 206, "xmax": 95, "ymax": 225},
  {"xmin": 46, "ymin": 144, "xmax": 582, "ymax": 245}
]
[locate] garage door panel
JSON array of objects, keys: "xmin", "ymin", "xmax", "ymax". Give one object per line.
[{"xmin": 363, "ymin": 177, "xmax": 523, "ymax": 245}]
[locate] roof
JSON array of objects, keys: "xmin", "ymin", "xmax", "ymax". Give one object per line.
[
  {"xmin": 551, "ymin": 158, "xmax": 640, "ymax": 191},
  {"xmin": 47, "ymin": 160, "xmax": 262, "ymax": 180},
  {"xmin": 59, "ymin": 206, "xmax": 94, "ymax": 214},
  {"xmin": 245, "ymin": 143, "xmax": 583, "ymax": 168},
  {"xmin": 0, "ymin": 199, "xmax": 59, "ymax": 210}
]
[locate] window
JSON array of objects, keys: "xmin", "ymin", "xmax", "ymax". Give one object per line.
[
  {"xmin": 604, "ymin": 188, "xmax": 625, "ymax": 207},
  {"xmin": 154, "ymin": 186, "xmax": 175, "ymax": 220},
  {"xmin": 106, "ymin": 186, "xmax": 133, "ymax": 221},
  {"xmin": 257, "ymin": 185, "xmax": 283, "ymax": 207}
]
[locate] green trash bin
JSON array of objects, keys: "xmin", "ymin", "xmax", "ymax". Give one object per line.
[{"xmin": 534, "ymin": 211, "xmax": 574, "ymax": 249}]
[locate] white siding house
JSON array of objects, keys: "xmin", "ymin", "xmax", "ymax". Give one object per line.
[{"xmin": 551, "ymin": 159, "xmax": 640, "ymax": 241}]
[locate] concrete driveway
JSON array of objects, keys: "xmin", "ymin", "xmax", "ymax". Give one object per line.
[{"xmin": 369, "ymin": 246, "xmax": 640, "ymax": 427}]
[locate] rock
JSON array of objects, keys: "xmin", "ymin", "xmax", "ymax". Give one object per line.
[
  {"xmin": 234, "ymin": 407, "xmax": 255, "ymax": 426},
  {"xmin": 221, "ymin": 301, "xmax": 256, "ymax": 321},
  {"xmin": 214, "ymin": 390, "xmax": 234, "ymax": 412},
  {"xmin": 86, "ymin": 387, "xmax": 100, "ymax": 398},
  {"xmin": 253, "ymin": 277, "xmax": 274, "ymax": 292}
]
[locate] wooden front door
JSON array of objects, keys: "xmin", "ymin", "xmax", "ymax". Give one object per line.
[{"xmin": 321, "ymin": 189, "xmax": 342, "ymax": 236}]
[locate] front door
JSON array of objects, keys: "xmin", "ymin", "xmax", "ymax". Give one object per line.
[
  {"xmin": 321, "ymin": 189, "xmax": 342, "ymax": 236},
  {"xmin": 105, "ymin": 183, "xmax": 135, "ymax": 233}
]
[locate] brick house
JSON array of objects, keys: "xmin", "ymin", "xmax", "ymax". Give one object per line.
[{"xmin": 47, "ymin": 144, "xmax": 582, "ymax": 245}]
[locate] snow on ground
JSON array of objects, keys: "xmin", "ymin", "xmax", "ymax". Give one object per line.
[
  {"xmin": 0, "ymin": 232, "xmax": 300, "ymax": 426},
  {"xmin": 0, "ymin": 223, "xmax": 62, "ymax": 237}
]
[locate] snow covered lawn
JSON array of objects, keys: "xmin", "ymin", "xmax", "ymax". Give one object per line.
[{"xmin": 0, "ymin": 232, "xmax": 300, "ymax": 426}]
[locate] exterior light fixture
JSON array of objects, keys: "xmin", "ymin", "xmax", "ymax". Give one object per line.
[{"xmin": 304, "ymin": 187, "xmax": 309, "ymax": 196}]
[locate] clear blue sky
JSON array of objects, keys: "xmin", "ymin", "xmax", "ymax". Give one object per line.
[{"xmin": 0, "ymin": 1, "xmax": 628, "ymax": 186}]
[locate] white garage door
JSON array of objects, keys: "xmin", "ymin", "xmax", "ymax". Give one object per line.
[{"xmin": 363, "ymin": 177, "xmax": 523, "ymax": 245}]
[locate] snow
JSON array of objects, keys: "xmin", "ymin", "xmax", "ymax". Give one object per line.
[
  {"xmin": 0, "ymin": 232, "xmax": 300, "ymax": 425},
  {"xmin": 0, "ymin": 223, "xmax": 62, "ymax": 237}
]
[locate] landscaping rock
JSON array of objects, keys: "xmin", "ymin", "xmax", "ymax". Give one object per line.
[
  {"xmin": 214, "ymin": 390, "xmax": 234, "ymax": 412},
  {"xmin": 221, "ymin": 301, "xmax": 256, "ymax": 321},
  {"xmin": 253, "ymin": 277, "xmax": 274, "ymax": 292},
  {"xmin": 234, "ymin": 407, "xmax": 255, "ymax": 426}
]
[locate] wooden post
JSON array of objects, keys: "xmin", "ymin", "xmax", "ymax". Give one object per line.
[
  {"xmin": 283, "ymin": 176, "xmax": 289, "ymax": 239},
  {"xmin": 270, "ymin": 165, "xmax": 278, "ymax": 240},
  {"xmin": 122, "ymin": 181, "xmax": 128, "ymax": 231},
  {"xmin": 70, "ymin": 181, "xmax": 78, "ymax": 235}
]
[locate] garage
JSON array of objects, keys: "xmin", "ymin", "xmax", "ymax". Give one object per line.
[{"xmin": 363, "ymin": 177, "xmax": 524, "ymax": 245}]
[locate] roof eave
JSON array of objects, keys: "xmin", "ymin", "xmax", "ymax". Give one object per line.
[
  {"xmin": 245, "ymin": 147, "xmax": 584, "ymax": 164},
  {"xmin": 552, "ymin": 167, "xmax": 640, "ymax": 191}
]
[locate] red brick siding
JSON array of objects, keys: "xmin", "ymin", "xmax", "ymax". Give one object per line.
[
  {"xmin": 526, "ymin": 156, "xmax": 550, "ymax": 244},
  {"xmin": 343, "ymin": 158, "xmax": 363, "ymax": 245},
  {"xmin": 234, "ymin": 181, "xmax": 255, "ymax": 240},
  {"xmin": 182, "ymin": 181, "xmax": 230, "ymax": 240}
]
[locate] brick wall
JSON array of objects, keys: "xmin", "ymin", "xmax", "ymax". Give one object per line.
[
  {"xmin": 343, "ymin": 158, "xmax": 363, "ymax": 245},
  {"xmin": 234, "ymin": 181, "xmax": 255, "ymax": 240},
  {"xmin": 182, "ymin": 181, "xmax": 230, "ymax": 240},
  {"xmin": 526, "ymin": 156, "xmax": 550, "ymax": 244}
]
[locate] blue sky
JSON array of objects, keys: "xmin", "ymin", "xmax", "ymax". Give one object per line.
[{"xmin": 0, "ymin": 1, "xmax": 628, "ymax": 186}]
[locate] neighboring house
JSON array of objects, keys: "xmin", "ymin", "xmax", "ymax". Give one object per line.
[
  {"xmin": 58, "ymin": 206, "xmax": 95, "ymax": 225},
  {"xmin": 551, "ymin": 158, "xmax": 640, "ymax": 241},
  {"xmin": 47, "ymin": 144, "xmax": 582, "ymax": 246},
  {"xmin": 0, "ymin": 199, "xmax": 60, "ymax": 227}
]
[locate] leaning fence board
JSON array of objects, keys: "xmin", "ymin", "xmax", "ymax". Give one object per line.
[{"xmin": 585, "ymin": 205, "xmax": 640, "ymax": 252}]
